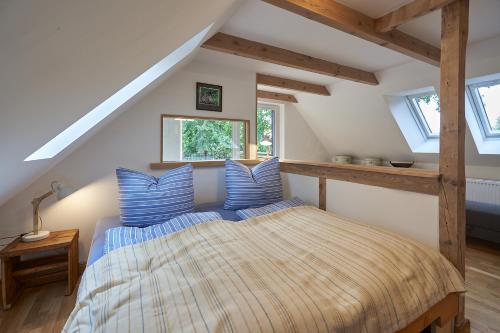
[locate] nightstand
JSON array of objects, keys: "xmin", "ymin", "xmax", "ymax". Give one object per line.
[{"xmin": 0, "ymin": 229, "xmax": 79, "ymax": 310}]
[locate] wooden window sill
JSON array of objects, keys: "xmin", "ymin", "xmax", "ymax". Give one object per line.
[{"xmin": 150, "ymin": 159, "xmax": 262, "ymax": 170}]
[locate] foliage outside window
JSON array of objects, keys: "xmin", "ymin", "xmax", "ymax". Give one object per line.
[
  {"xmin": 468, "ymin": 80, "xmax": 500, "ymax": 137},
  {"xmin": 162, "ymin": 116, "xmax": 247, "ymax": 162},
  {"xmin": 407, "ymin": 93, "xmax": 440, "ymax": 138},
  {"xmin": 257, "ymin": 104, "xmax": 277, "ymax": 158}
]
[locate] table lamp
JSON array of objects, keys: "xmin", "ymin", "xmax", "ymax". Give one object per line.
[
  {"xmin": 260, "ymin": 136, "xmax": 272, "ymax": 159},
  {"xmin": 22, "ymin": 181, "xmax": 74, "ymax": 242}
]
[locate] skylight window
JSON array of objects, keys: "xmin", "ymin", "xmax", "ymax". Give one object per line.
[
  {"xmin": 407, "ymin": 93, "xmax": 440, "ymax": 138},
  {"xmin": 468, "ymin": 80, "xmax": 500, "ymax": 138},
  {"xmin": 25, "ymin": 24, "xmax": 213, "ymax": 161}
]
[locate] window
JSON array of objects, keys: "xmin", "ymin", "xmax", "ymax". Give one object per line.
[
  {"xmin": 468, "ymin": 80, "xmax": 500, "ymax": 138},
  {"xmin": 161, "ymin": 115, "xmax": 248, "ymax": 162},
  {"xmin": 406, "ymin": 92, "xmax": 440, "ymax": 138},
  {"xmin": 257, "ymin": 104, "xmax": 277, "ymax": 158},
  {"xmin": 24, "ymin": 24, "xmax": 213, "ymax": 161}
]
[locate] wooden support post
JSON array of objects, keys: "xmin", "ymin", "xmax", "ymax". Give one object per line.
[
  {"xmin": 439, "ymin": 0, "xmax": 469, "ymax": 332},
  {"xmin": 319, "ymin": 177, "xmax": 326, "ymax": 210}
]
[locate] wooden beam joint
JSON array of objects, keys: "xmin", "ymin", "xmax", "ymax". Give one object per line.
[
  {"xmin": 262, "ymin": 0, "xmax": 441, "ymax": 66},
  {"xmin": 375, "ymin": 0, "xmax": 455, "ymax": 32}
]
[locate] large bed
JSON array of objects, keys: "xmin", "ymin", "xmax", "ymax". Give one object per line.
[
  {"xmin": 87, "ymin": 202, "xmax": 241, "ymax": 266},
  {"xmin": 66, "ymin": 205, "xmax": 464, "ymax": 333}
]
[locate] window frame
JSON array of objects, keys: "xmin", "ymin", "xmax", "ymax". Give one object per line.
[
  {"xmin": 257, "ymin": 103, "xmax": 278, "ymax": 158},
  {"xmin": 466, "ymin": 79, "xmax": 500, "ymax": 139},
  {"xmin": 405, "ymin": 92, "xmax": 440, "ymax": 139},
  {"xmin": 160, "ymin": 114, "xmax": 250, "ymax": 162}
]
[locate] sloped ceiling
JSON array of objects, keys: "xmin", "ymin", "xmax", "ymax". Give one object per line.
[
  {"xmin": 0, "ymin": 0, "xmax": 242, "ymax": 206},
  {"xmin": 3, "ymin": 0, "xmax": 500, "ymax": 207},
  {"xmin": 196, "ymin": 0, "xmax": 500, "ymax": 169}
]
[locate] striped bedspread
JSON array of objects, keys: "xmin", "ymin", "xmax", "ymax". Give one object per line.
[
  {"xmin": 64, "ymin": 206, "xmax": 465, "ymax": 333},
  {"xmin": 103, "ymin": 212, "xmax": 223, "ymax": 254}
]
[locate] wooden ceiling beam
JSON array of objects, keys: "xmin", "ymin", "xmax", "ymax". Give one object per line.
[
  {"xmin": 257, "ymin": 73, "xmax": 330, "ymax": 96},
  {"xmin": 257, "ymin": 90, "xmax": 298, "ymax": 103},
  {"xmin": 262, "ymin": 0, "xmax": 441, "ymax": 66},
  {"xmin": 375, "ymin": 0, "xmax": 455, "ymax": 32},
  {"xmin": 202, "ymin": 33, "xmax": 378, "ymax": 85}
]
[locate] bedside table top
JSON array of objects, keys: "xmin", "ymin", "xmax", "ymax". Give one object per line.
[{"xmin": 0, "ymin": 229, "xmax": 78, "ymax": 257}]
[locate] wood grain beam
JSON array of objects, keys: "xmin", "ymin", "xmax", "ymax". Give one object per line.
[
  {"xmin": 319, "ymin": 177, "xmax": 326, "ymax": 210},
  {"xmin": 280, "ymin": 160, "xmax": 441, "ymax": 195},
  {"xmin": 257, "ymin": 90, "xmax": 298, "ymax": 103},
  {"xmin": 438, "ymin": 0, "xmax": 469, "ymax": 331},
  {"xmin": 257, "ymin": 73, "xmax": 330, "ymax": 96},
  {"xmin": 202, "ymin": 33, "xmax": 378, "ymax": 85},
  {"xmin": 262, "ymin": 0, "xmax": 441, "ymax": 66},
  {"xmin": 438, "ymin": 0, "xmax": 468, "ymax": 280},
  {"xmin": 376, "ymin": 0, "xmax": 455, "ymax": 32}
]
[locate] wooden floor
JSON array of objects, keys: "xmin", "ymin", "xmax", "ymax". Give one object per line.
[
  {"xmin": 465, "ymin": 240, "xmax": 500, "ymax": 333},
  {"xmin": 1, "ymin": 245, "xmax": 499, "ymax": 333},
  {"xmin": 0, "ymin": 280, "xmax": 78, "ymax": 333}
]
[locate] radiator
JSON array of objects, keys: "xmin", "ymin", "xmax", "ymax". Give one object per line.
[{"xmin": 466, "ymin": 178, "xmax": 500, "ymax": 205}]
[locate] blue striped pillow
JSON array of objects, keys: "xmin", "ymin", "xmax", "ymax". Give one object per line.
[
  {"xmin": 116, "ymin": 165, "xmax": 194, "ymax": 227},
  {"xmin": 236, "ymin": 197, "xmax": 305, "ymax": 220},
  {"xmin": 224, "ymin": 157, "xmax": 283, "ymax": 210},
  {"xmin": 104, "ymin": 212, "xmax": 222, "ymax": 254}
]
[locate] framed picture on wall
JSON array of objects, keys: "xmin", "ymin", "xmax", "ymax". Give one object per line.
[{"xmin": 196, "ymin": 82, "xmax": 222, "ymax": 112}]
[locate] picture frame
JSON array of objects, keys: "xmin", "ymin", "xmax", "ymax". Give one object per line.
[{"xmin": 196, "ymin": 82, "xmax": 222, "ymax": 112}]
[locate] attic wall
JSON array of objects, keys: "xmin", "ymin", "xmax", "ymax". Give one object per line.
[
  {"xmin": 295, "ymin": 35, "xmax": 500, "ymax": 178},
  {"xmin": 0, "ymin": 61, "xmax": 328, "ymax": 262},
  {"xmin": 0, "ymin": 0, "xmax": 241, "ymax": 206},
  {"xmin": 281, "ymin": 103, "xmax": 330, "ymax": 161}
]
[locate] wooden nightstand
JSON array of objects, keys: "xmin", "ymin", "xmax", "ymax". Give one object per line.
[{"xmin": 0, "ymin": 229, "xmax": 79, "ymax": 310}]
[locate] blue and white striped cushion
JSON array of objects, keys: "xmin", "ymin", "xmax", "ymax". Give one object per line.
[
  {"xmin": 236, "ymin": 197, "xmax": 305, "ymax": 220},
  {"xmin": 224, "ymin": 157, "xmax": 283, "ymax": 210},
  {"xmin": 104, "ymin": 212, "xmax": 222, "ymax": 254},
  {"xmin": 116, "ymin": 165, "xmax": 194, "ymax": 227}
]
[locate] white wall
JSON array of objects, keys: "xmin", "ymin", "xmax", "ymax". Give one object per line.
[
  {"xmin": 326, "ymin": 180, "xmax": 438, "ymax": 248},
  {"xmin": 281, "ymin": 173, "xmax": 439, "ymax": 249},
  {"xmin": 296, "ymin": 35, "xmax": 500, "ymax": 175},
  {"xmin": 0, "ymin": 0, "xmax": 241, "ymax": 206},
  {"xmin": 0, "ymin": 61, "xmax": 327, "ymax": 262},
  {"xmin": 281, "ymin": 103, "xmax": 330, "ymax": 161}
]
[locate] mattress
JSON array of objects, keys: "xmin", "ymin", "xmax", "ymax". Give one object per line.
[
  {"xmin": 87, "ymin": 202, "xmax": 240, "ymax": 266},
  {"xmin": 66, "ymin": 206, "xmax": 465, "ymax": 333}
]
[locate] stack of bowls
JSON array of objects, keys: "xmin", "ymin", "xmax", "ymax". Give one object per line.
[
  {"xmin": 333, "ymin": 155, "xmax": 352, "ymax": 164},
  {"xmin": 362, "ymin": 157, "xmax": 382, "ymax": 166}
]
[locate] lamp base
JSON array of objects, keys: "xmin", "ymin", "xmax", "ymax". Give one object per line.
[{"xmin": 22, "ymin": 230, "xmax": 50, "ymax": 242}]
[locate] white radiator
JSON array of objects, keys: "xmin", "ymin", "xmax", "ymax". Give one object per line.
[{"xmin": 466, "ymin": 178, "xmax": 500, "ymax": 205}]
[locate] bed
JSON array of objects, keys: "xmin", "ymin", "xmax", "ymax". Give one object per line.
[
  {"xmin": 67, "ymin": 206, "xmax": 464, "ymax": 333},
  {"xmin": 87, "ymin": 202, "xmax": 241, "ymax": 266}
]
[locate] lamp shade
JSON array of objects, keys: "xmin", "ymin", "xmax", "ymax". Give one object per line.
[
  {"xmin": 51, "ymin": 181, "xmax": 74, "ymax": 200},
  {"xmin": 261, "ymin": 140, "xmax": 272, "ymax": 146},
  {"xmin": 260, "ymin": 135, "xmax": 272, "ymax": 146}
]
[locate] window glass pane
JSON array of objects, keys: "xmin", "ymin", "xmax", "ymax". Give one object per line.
[
  {"xmin": 162, "ymin": 117, "xmax": 246, "ymax": 161},
  {"xmin": 257, "ymin": 106, "xmax": 275, "ymax": 158},
  {"xmin": 477, "ymin": 83, "xmax": 500, "ymax": 132},
  {"xmin": 413, "ymin": 94, "xmax": 440, "ymax": 135}
]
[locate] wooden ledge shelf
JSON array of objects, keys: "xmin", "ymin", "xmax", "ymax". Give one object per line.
[
  {"xmin": 280, "ymin": 160, "xmax": 440, "ymax": 195},
  {"xmin": 150, "ymin": 159, "xmax": 262, "ymax": 170}
]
